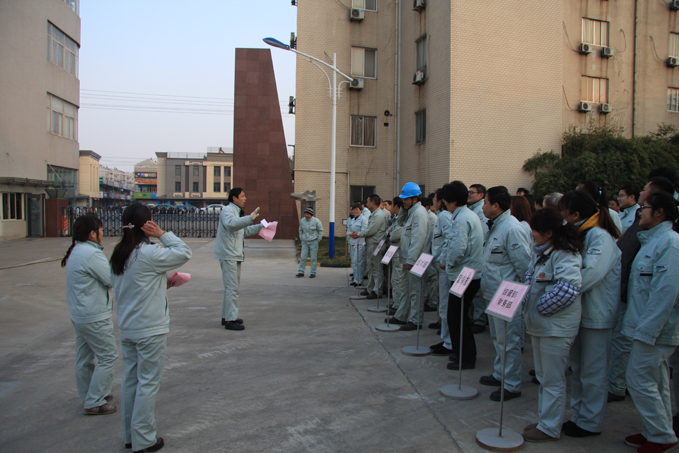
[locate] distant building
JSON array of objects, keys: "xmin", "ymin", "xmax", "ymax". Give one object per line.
[
  {"xmin": 133, "ymin": 159, "xmax": 158, "ymax": 203},
  {"xmin": 77, "ymin": 150, "xmax": 100, "ymax": 207},
  {"xmin": 98, "ymin": 164, "xmax": 133, "ymax": 207}
]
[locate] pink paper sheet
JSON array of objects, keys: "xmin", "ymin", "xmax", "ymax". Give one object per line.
[
  {"xmin": 258, "ymin": 221, "xmax": 278, "ymax": 242},
  {"xmin": 168, "ymin": 272, "xmax": 191, "ymax": 287}
]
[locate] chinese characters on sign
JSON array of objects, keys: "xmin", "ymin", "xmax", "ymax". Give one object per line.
[
  {"xmin": 373, "ymin": 239, "xmax": 386, "ymax": 256},
  {"xmin": 485, "ymin": 280, "xmax": 530, "ymax": 322},
  {"xmin": 381, "ymin": 246, "xmax": 399, "ymax": 265},
  {"xmin": 409, "ymin": 253, "xmax": 434, "ymax": 277},
  {"xmin": 449, "ymin": 267, "xmax": 477, "ymax": 298}
]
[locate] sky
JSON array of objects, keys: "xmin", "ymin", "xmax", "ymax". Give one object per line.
[{"xmin": 78, "ymin": 0, "xmax": 298, "ymax": 172}]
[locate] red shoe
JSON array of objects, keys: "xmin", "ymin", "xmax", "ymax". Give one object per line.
[
  {"xmin": 637, "ymin": 441, "xmax": 679, "ymax": 453},
  {"xmin": 626, "ymin": 434, "xmax": 648, "ymax": 448}
]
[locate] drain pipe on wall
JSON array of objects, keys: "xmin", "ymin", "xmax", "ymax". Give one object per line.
[
  {"xmin": 396, "ymin": 0, "xmax": 402, "ymax": 192},
  {"xmin": 632, "ymin": 0, "xmax": 638, "ymax": 138}
]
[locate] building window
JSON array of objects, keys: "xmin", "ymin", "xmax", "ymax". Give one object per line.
[
  {"xmin": 2, "ymin": 193, "xmax": 23, "ymax": 220},
  {"xmin": 582, "ymin": 18, "xmax": 609, "ymax": 47},
  {"xmin": 350, "ymin": 116, "xmax": 376, "ymax": 147},
  {"xmin": 175, "ymin": 182, "xmax": 181, "ymax": 192},
  {"xmin": 668, "ymin": 88, "xmax": 679, "ymax": 112},
  {"xmin": 213, "ymin": 182, "xmax": 221, "ymax": 192},
  {"xmin": 46, "ymin": 165, "xmax": 78, "ymax": 199},
  {"xmin": 350, "ymin": 186, "xmax": 375, "ymax": 206},
  {"xmin": 225, "ymin": 166, "xmax": 231, "ymax": 177},
  {"xmin": 214, "ymin": 166, "xmax": 221, "ymax": 177},
  {"xmin": 175, "ymin": 165, "xmax": 181, "ymax": 176},
  {"xmin": 351, "ymin": 47, "xmax": 377, "ymax": 79},
  {"xmin": 47, "ymin": 93, "xmax": 78, "ymax": 140},
  {"xmin": 416, "ymin": 36, "xmax": 427, "ymax": 71},
  {"xmin": 64, "ymin": 0, "xmax": 78, "ymax": 14},
  {"xmin": 224, "ymin": 182, "xmax": 231, "ymax": 193},
  {"xmin": 47, "ymin": 22, "xmax": 79, "ymax": 77},
  {"xmin": 193, "ymin": 166, "xmax": 199, "ymax": 176},
  {"xmin": 352, "ymin": 0, "xmax": 376, "ymax": 11},
  {"xmin": 670, "ymin": 33, "xmax": 679, "ymax": 58},
  {"xmin": 416, "ymin": 110, "xmax": 426, "ymax": 144},
  {"xmin": 192, "ymin": 182, "xmax": 199, "ymax": 192},
  {"xmin": 581, "ymin": 76, "xmax": 608, "ymax": 104}
]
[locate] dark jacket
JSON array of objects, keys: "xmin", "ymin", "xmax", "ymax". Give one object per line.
[{"xmin": 617, "ymin": 211, "xmax": 643, "ymax": 303}]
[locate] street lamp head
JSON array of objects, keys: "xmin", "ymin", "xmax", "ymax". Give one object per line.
[{"xmin": 263, "ymin": 37, "xmax": 290, "ymax": 51}]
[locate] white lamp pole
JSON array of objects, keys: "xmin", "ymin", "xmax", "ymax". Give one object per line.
[{"xmin": 263, "ymin": 38, "xmax": 353, "ymax": 259}]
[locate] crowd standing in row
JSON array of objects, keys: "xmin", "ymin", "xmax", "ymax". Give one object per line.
[{"xmin": 344, "ymin": 168, "xmax": 679, "ymax": 452}]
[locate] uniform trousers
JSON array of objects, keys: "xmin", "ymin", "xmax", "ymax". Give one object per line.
[
  {"xmin": 390, "ymin": 252, "xmax": 407, "ymax": 311},
  {"xmin": 437, "ymin": 268, "xmax": 452, "ymax": 349},
  {"xmin": 447, "ymin": 278, "xmax": 480, "ymax": 364},
  {"xmin": 608, "ymin": 303, "xmax": 633, "ymax": 397},
  {"xmin": 72, "ymin": 318, "xmax": 119, "ymax": 408},
  {"xmin": 349, "ymin": 242, "xmax": 364, "ymax": 285},
  {"xmin": 488, "ymin": 312, "xmax": 524, "ymax": 392},
  {"xmin": 220, "ymin": 260, "xmax": 242, "ymax": 321},
  {"xmin": 365, "ymin": 244, "xmax": 384, "ymax": 295},
  {"xmin": 425, "ymin": 264, "xmax": 438, "ymax": 306},
  {"xmin": 298, "ymin": 240, "xmax": 319, "ymax": 276},
  {"xmin": 121, "ymin": 334, "xmax": 167, "ymax": 451}
]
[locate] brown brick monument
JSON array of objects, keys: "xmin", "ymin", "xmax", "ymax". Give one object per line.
[{"xmin": 233, "ymin": 48, "xmax": 299, "ymax": 239}]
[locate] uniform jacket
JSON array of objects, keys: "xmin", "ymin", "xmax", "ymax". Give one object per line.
[
  {"xmin": 469, "ymin": 199, "xmax": 489, "ymax": 236},
  {"xmin": 213, "ymin": 202, "xmax": 262, "ymax": 261},
  {"xmin": 299, "ymin": 216, "xmax": 323, "ymax": 243},
  {"xmin": 481, "ymin": 210, "xmax": 532, "ymax": 301},
  {"xmin": 443, "ymin": 206, "xmax": 484, "ymax": 282},
  {"xmin": 523, "ymin": 247, "xmax": 583, "ymax": 337},
  {"xmin": 66, "ymin": 241, "xmax": 112, "ymax": 324},
  {"xmin": 113, "ymin": 232, "xmax": 192, "ymax": 340},
  {"xmin": 432, "ymin": 209, "xmax": 453, "ymax": 262},
  {"xmin": 400, "ymin": 202, "xmax": 430, "ymax": 266},
  {"xmin": 579, "ymin": 225, "xmax": 621, "ymax": 329},
  {"xmin": 609, "ymin": 207, "xmax": 623, "ymax": 236},
  {"xmin": 347, "ymin": 215, "xmax": 367, "ymax": 246},
  {"xmin": 426, "ymin": 210, "xmax": 437, "ymax": 253},
  {"xmin": 358, "ymin": 208, "xmax": 388, "ymax": 249},
  {"xmin": 622, "ymin": 221, "xmax": 679, "ymax": 346},
  {"xmin": 387, "ymin": 217, "xmax": 404, "ymax": 246},
  {"xmin": 619, "ymin": 204, "xmax": 640, "ymax": 234}
]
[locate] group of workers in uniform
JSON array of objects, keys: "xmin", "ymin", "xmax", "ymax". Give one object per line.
[{"xmin": 342, "ymin": 169, "xmax": 679, "ymax": 452}]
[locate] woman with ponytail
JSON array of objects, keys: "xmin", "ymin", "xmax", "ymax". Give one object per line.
[
  {"xmin": 577, "ymin": 180, "xmax": 623, "ymax": 236},
  {"xmin": 522, "ymin": 208, "xmax": 583, "ymax": 443},
  {"xmin": 63, "ymin": 214, "xmax": 118, "ymax": 416},
  {"xmin": 622, "ymin": 192, "xmax": 679, "ymax": 452},
  {"xmin": 110, "ymin": 203, "xmax": 191, "ymax": 452}
]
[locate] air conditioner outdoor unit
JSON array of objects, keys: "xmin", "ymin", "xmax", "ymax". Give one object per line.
[
  {"xmin": 350, "ymin": 8, "xmax": 365, "ymax": 21},
  {"xmin": 350, "ymin": 78, "xmax": 364, "ymax": 89},
  {"xmin": 579, "ymin": 43, "xmax": 592, "ymax": 55},
  {"xmin": 600, "ymin": 103, "xmax": 612, "ymax": 113},
  {"xmin": 413, "ymin": 0, "xmax": 426, "ymax": 11},
  {"xmin": 668, "ymin": 57, "xmax": 679, "ymax": 68},
  {"xmin": 671, "ymin": 0, "xmax": 679, "ymax": 11},
  {"xmin": 578, "ymin": 102, "xmax": 592, "ymax": 112},
  {"xmin": 602, "ymin": 47, "xmax": 614, "ymax": 58},
  {"xmin": 413, "ymin": 70, "xmax": 425, "ymax": 84}
]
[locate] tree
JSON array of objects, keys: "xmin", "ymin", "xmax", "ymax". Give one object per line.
[{"xmin": 523, "ymin": 124, "xmax": 679, "ymax": 197}]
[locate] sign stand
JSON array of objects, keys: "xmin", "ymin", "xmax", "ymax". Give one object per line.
[
  {"xmin": 368, "ymin": 240, "xmax": 387, "ymax": 313},
  {"xmin": 376, "ymin": 246, "xmax": 400, "ymax": 332},
  {"xmin": 440, "ymin": 267, "xmax": 479, "ymax": 400},
  {"xmin": 402, "ymin": 253, "xmax": 433, "ymax": 356},
  {"xmin": 476, "ymin": 281, "xmax": 530, "ymax": 452}
]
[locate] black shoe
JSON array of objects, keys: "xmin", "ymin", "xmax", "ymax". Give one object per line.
[
  {"xmin": 350, "ymin": 282, "xmax": 358, "ymax": 287},
  {"xmin": 399, "ymin": 322, "xmax": 420, "ymax": 331},
  {"xmin": 224, "ymin": 321, "xmax": 245, "ymax": 331},
  {"xmin": 133, "ymin": 437, "xmax": 164, "ymax": 453},
  {"xmin": 431, "ymin": 343, "xmax": 454, "ymax": 356},
  {"xmin": 296, "ymin": 273, "xmax": 304, "ymax": 278},
  {"xmin": 447, "ymin": 360, "xmax": 475, "ymax": 370},
  {"xmin": 471, "ymin": 325, "xmax": 486, "ymax": 334},
  {"xmin": 350, "ymin": 273, "xmax": 354, "ymax": 277},
  {"xmin": 309, "ymin": 274, "xmax": 316, "ymax": 278},
  {"xmin": 223, "ymin": 318, "xmax": 243, "ymax": 325},
  {"xmin": 673, "ymin": 415, "xmax": 679, "ymax": 437},
  {"xmin": 385, "ymin": 317, "xmax": 407, "ymax": 325},
  {"xmin": 436, "ymin": 329, "xmax": 441, "ymax": 335},
  {"xmin": 607, "ymin": 392, "xmax": 625, "ymax": 403},
  {"xmin": 387, "ymin": 308, "xmax": 396, "ymax": 315},
  {"xmin": 424, "ymin": 304, "xmax": 437, "ymax": 312},
  {"xmin": 562, "ymin": 420, "xmax": 576, "ymax": 431},
  {"xmin": 529, "ymin": 369, "xmax": 536, "ymax": 377},
  {"xmin": 490, "ymin": 388, "xmax": 521, "ymax": 402},
  {"xmin": 562, "ymin": 422, "xmax": 601, "ymax": 438},
  {"xmin": 428, "ymin": 321, "xmax": 441, "ymax": 329},
  {"xmin": 365, "ymin": 292, "xmax": 377, "ymax": 300},
  {"xmin": 360, "ymin": 290, "xmax": 370, "ymax": 296},
  {"xmin": 479, "ymin": 375, "xmax": 502, "ymax": 386},
  {"xmin": 126, "ymin": 444, "xmax": 132, "ymax": 449},
  {"xmin": 430, "ymin": 341, "xmax": 443, "ymax": 350},
  {"xmin": 532, "ymin": 377, "xmax": 540, "ymax": 385}
]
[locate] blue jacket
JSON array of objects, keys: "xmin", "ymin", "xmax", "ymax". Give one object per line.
[
  {"xmin": 523, "ymin": 247, "xmax": 583, "ymax": 337},
  {"xmin": 213, "ymin": 203, "xmax": 262, "ymax": 261},
  {"xmin": 432, "ymin": 209, "xmax": 453, "ymax": 262},
  {"xmin": 347, "ymin": 215, "xmax": 367, "ymax": 246},
  {"xmin": 622, "ymin": 221, "xmax": 679, "ymax": 346},
  {"xmin": 65, "ymin": 241, "xmax": 112, "ymax": 324},
  {"xmin": 579, "ymin": 226, "xmax": 621, "ymax": 329},
  {"xmin": 443, "ymin": 206, "xmax": 484, "ymax": 282},
  {"xmin": 113, "ymin": 232, "xmax": 192, "ymax": 340},
  {"xmin": 481, "ymin": 210, "xmax": 532, "ymax": 301},
  {"xmin": 299, "ymin": 216, "xmax": 323, "ymax": 243}
]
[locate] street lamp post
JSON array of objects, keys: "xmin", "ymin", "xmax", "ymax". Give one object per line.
[{"xmin": 263, "ymin": 37, "xmax": 353, "ymax": 259}]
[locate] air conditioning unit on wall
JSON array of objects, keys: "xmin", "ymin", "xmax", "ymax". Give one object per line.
[
  {"xmin": 600, "ymin": 103, "xmax": 612, "ymax": 113},
  {"xmin": 350, "ymin": 78, "xmax": 364, "ymax": 89},
  {"xmin": 413, "ymin": 70, "xmax": 426, "ymax": 85},
  {"xmin": 579, "ymin": 43, "xmax": 592, "ymax": 55},
  {"xmin": 413, "ymin": 0, "xmax": 426, "ymax": 11},
  {"xmin": 602, "ymin": 47, "xmax": 614, "ymax": 58},
  {"xmin": 671, "ymin": 0, "xmax": 679, "ymax": 11},
  {"xmin": 578, "ymin": 102, "xmax": 592, "ymax": 112},
  {"xmin": 668, "ymin": 57, "xmax": 679, "ymax": 68},
  {"xmin": 350, "ymin": 8, "xmax": 365, "ymax": 21}
]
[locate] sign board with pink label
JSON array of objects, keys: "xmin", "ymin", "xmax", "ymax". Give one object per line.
[
  {"xmin": 381, "ymin": 245, "xmax": 399, "ymax": 265},
  {"xmin": 449, "ymin": 267, "xmax": 477, "ymax": 298},
  {"xmin": 409, "ymin": 253, "xmax": 434, "ymax": 278},
  {"xmin": 485, "ymin": 280, "xmax": 530, "ymax": 322}
]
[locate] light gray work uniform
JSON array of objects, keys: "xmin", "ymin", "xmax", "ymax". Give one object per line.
[
  {"xmin": 347, "ymin": 215, "xmax": 367, "ymax": 285},
  {"xmin": 387, "ymin": 218, "xmax": 406, "ymax": 311},
  {"xmin": 609, "ymin": 207, "xmax": 623, "ymax": 235},
  {"xmin": 113, "ymin": 232, "xmax": 191, "ymax": 452},
  {"xmin": 569, "ymin": 225, "xmax": 621, "ymax": 433},
  {"xmin": 469, "ymin": 199, "xmax": 489, "ymax": 327},
  {"xmin": 298, "ymin": 216, "xmax": 323, "ymax": 276},
  {"xmin": 622, "ymin": 221, "xmax": 679, "ymax": 445},
  {"xmin": 523, "ymin": 247, "xmax": 582, "ymax": 439},
  {"xmin": 395, "ymin": 202, "xmax": 430, "ymax": 325},
  {"xmin": 358, "ymin": 209, "xmax": 388, "ymax": 294},
  {"xmin": 424, "ymin": 209, "xmax": 439, "ymax": 305},
  {"xmin": 619, "ymin": 203, "xmax": 640, "ymax": 234},
  {"xmin": 432, "ymin": 208, "xmax": 453, "ymax": 348},
  {"xmin": 66, "ymin": 240, "xmax": 118, "ymax": 409},
  {"xmin": 214, "ymin": 202, "xmax": 263, "ymax": 321},
  {"xmin": 481, "ymin": 210, "xmax": 531, "ymax": 394},
  {"xmin": 359, "ymin": 207, "xmax": 370, "ymax": 278}
]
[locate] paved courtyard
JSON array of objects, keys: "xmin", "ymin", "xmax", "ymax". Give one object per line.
[{"xmin": 0, "ymin": 237, "xmax": 648, "ymax": 452}]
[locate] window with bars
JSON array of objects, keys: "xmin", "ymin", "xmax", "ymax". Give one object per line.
[
  {"xmin": 2, "ymin": 193, "xmax": 23, "ymax": 220},
  {"xmin": 350, "ymin": 186, "xmax": 375, "ymax": 206},
  {"xmin": 351, "ymin": 47, "xmax": 377, "ymax": 78},
  {"xmin": 582, "ymin": 18, "xmax": 609, "ymax": 47},
  {"xmin": 224, "ymin": 182, "xmax": 231, "ymax": 193},
  {"xmin": 352, "ymin": 0, "xmax": 376, "ymax": 11},
  {"xmin": 350, "ymin": 116, "xmax": 376, "ymax": 147},
  {"xmin": 192, "ymin": 182, "xmax": 199, "ymax": 192},
  {"xmin": 416, "ymin": 36, "xmax": 428, "ymax": 71},
  {"xmin": 47, "ymin": 93, "xmax": 78, "ymax": 140},
  {"xmin": 175, "ymin": 182, "xmax": 181, "ymax": 192},
  {"xmin": 214, "ymin": 166, "xmax": 221, "ymax": 177},
  {"xmin": 175, "ymin": 165, "xmax": 181, "ymax": 176},
  {"xmin": 225, "ymin": 166, "xmax": 231, "ymax": 177},
  {"xmin": 47, "ymin": 22, "xmax": 79, "ymax": 77},
  {"xmin": 581, "ymin": 76, "xmax": 608, "ymax": 104},
  {"xmin": 670, "ymin": 33, "xmax": 679, "ymax": 58},
  {"xmin": 668, "ymin": 88, "xmax": 679, "ymax": 112},
  {"xmin": 416, "ymin": 110, "xmax": 426, "ymax": 144},
  {"xmin": 214, "ymin": 182, "xmax": 221, "ymax": 192}
]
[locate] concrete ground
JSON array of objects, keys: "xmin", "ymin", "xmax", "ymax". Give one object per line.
[{"xmin": 0, "ymin": 237, "xmax": 647, "ymax": 452}]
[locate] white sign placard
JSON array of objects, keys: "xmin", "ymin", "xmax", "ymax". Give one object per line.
[
  {"xmin": 409, "ymin": 253, "xmax": 434, "ymax": 277},
  {"xmin": 381, "ymin": 245, "xmax": 399, "ymax": 264},
  {"xmin": 373, "ymin": 239, "xmax": 386, "ymax": 256},
  {"xmin": 485, "ymin": 280, "xmax": 530, "ymax": 322},
  {"xmin": 449, "ymin": 267, "xmax": 477, "ymax": 298}
]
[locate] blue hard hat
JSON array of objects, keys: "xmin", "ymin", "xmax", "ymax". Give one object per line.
[{"xmin": 399, "ymin": 182, "xmax": 422, "ymax": 199}]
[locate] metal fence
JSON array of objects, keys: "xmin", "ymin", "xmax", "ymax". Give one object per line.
[{"xmin": 64, "ymin": 207, "xmax": 221, "ymax": 238}]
